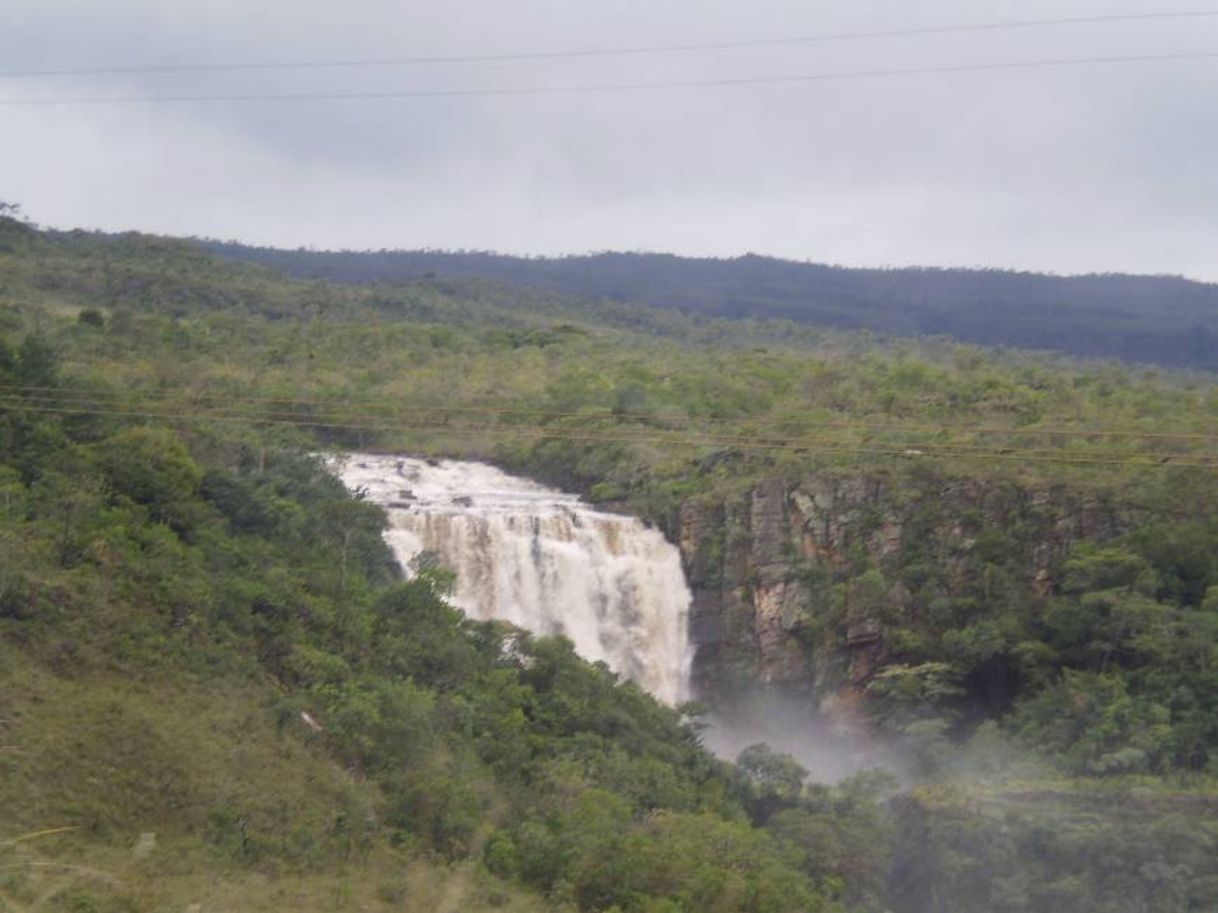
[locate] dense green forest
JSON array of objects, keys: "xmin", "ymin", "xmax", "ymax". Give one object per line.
[
  {"xmin": 5, "ymin": 216, "xmax": 1218, "ymax": 911},
  {"xmin": 199, "ymin": 240, "xmax": 1218, "ymax": 370}
]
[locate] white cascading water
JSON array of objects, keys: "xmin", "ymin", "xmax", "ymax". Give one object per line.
[{"xmin": 334, "ymin": 454, "xmax": 692, "ymax": 705}]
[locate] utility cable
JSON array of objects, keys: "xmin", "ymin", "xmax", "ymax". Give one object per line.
[
  {"xmin": 3, "ymin": 10, "xmax": 1216, "ymax": 79},
  {"xmin": 6, "ymin": 399, "xmax": 1218, "ymax": 469},
  {"xmin": 9, "ymin": 391, "xmax": 1181, "ymax": 460},
  {"xmin": 0, "ymin": 394, "xmax": 1201, "ymax": 461},
  {"xmin": 3, "ymin": 51, "xmax": 1218, "ymax": 106},
  {"xmin": 1, "ymin": 383, "xmax": 1215, "ymax": 444}
]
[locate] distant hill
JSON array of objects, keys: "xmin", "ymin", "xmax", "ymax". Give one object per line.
[{"xmin": 198, "ymin": 242, "xmax": 1218, "ymax": 371}]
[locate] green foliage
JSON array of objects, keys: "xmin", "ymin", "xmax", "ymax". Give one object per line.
[
  {"xmin": 866, "ymin": 663, "xmax": 964, "ymax": 724},
  {"xmin": 5, "ymin": 219, "xmax": 1218, "ymax": 911},
  {"xmin": 736, "ymin": 743, "xmax": 809, "ymax": 811},
  {"xmin": 0, "ymin": 392, "xmax": 835, "ymax": 910},
  {"xmin": 1007, "ymin": 527, "xmax": 1218, "ymax": 773},
  {"xmin": 95, "ymin": 426, "xmax": 203, "ymax": 526},
  {"xmin": 15, "ymin": 332, "xmax": 58, "ymax": 387},
  {"xmin": 890, "ymin": 785, "xmax": 1218, "ymax": 913}
]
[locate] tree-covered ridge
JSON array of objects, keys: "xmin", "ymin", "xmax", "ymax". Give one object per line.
[
  {"xmin": 7, "ymin": 219, "xmax": 1218, "ymax": 745},
  {"xmin": 5, "ymin": 218, "xmax": 1218, "ymax": 910},
  {"xmin": 8, "ymin": 221, "xmax": 1218, "ymax": 485},
  {"xmin": 6, "ymin": 382, "xmax": 1215, "ymax": 913},
  {"xmin": 198, "ymin": 239, "xmax": 1218, "ymax": 371}
]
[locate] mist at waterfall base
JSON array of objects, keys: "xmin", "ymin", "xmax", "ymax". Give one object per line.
[
  {"xmin": 699, "ymin": 691, "xmax": 911, "ymax": 785},
  {"xmin": 334, "ymin": 453, "xmax": 926, "ymax": 783}
]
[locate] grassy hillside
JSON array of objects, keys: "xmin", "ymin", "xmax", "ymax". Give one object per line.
[
  {"xmin": 12, "ymin": 224, "xmax": 1218, "ymax": 490},
  {"xmin": 1, "ymin": 218, "xmax": 879, "ymax": 911},
  {"xmin": 0, "ymin": 379, "xmax": 855, "ymax": 911},
  {"xmin": 5, "ymin": 218, "xmax": 1218, "ymax": 911}
]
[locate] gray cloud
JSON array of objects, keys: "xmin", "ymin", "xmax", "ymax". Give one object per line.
[{"xmin": 2, "ymin": 0, "xmax": 1216, "ymax": 279}]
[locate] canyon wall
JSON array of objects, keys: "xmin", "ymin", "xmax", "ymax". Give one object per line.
[{"xmin": 676, "ymin": 470, "xmax": 1133, "ymax": 715}]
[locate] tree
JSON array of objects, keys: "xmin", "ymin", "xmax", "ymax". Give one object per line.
[
  {"xmin": 95, "ymin": 427, "xmax": 203, "ymax": 528},
  {"xmin": 736, "ymin": 743, "xmax": 808, "ymax": 824},
  {"xmin": 15, "ymin": 334, "xmax": 58, "ymax": 388}
]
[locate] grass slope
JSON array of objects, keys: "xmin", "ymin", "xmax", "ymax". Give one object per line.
[{"xmin": 4, "ymin": 218, "xmax": 1218, "ymax": 911}]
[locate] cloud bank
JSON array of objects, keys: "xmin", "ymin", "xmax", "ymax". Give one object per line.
[{"xmin": 2, "ymin": 0, "xmax": 1216, "ymax": 279}]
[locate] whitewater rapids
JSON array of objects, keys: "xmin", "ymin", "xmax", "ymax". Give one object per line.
[{"xmin": 334, "ymin": 454, "xmax": 692, "ymax": 704}]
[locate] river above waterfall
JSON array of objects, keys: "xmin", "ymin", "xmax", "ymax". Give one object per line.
[{"xmin": 334, "ymin": 454, "xmax": 692, "ymax": 704}]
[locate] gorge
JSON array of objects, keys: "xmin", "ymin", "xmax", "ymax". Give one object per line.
[
  {"xmin": 9, "ymin": 217, "xmax": 1218, "ymax": 912},
  {"xmin": 336, "ymin": 453, "xmax": 1140, "ymax": 727}
]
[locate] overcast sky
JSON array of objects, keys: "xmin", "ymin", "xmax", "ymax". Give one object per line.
[{"xmin": 2, "ymin": 1, "xmax": 1216, "ymax": 280}]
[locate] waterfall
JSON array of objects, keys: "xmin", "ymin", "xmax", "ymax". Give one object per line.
[{"xmin": 334, "ymin": 454, "xmax": 692, "ymax": 704}]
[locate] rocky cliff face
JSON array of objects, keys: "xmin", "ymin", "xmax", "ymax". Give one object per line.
[{"xmin": 677, "ymin": 470, "xmax": 1133, "ymax": 716}]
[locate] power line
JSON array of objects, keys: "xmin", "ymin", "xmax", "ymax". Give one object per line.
[
  {"xmin": 6, "ymin": 398, "xmax": 1218, "ymax": 469},
  {"xmin": 2, "ymin": 383, "xmax": 1216, "ymax": 444},
  {"xmin": 3, "ymin": 10, "xmax": 1216, "ymax": 80},
  {"xmin": 8, "ymin": 392, "xmax": 1156, "ymax": 459},
  {"xmin": 3, "ymin": 51, "xmax": 1218, "ymax": 106}
]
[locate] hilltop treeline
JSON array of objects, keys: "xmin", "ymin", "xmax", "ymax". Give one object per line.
[{"xmin": 198, "ymin": 241, "xmax": 1218, "ymax": 370}]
